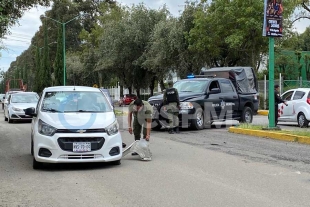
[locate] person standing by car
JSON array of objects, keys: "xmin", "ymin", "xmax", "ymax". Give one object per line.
[
  {"xmin": 274, "ymin": 84, "xmax": 288, "ymax": 125},
  {"xmin": 163, "ymin": 81, "xmax": 180, "ymax": 134},
  {"xmin": 128, "ymin": 98, "xmax": 153, "ymax": 155}
]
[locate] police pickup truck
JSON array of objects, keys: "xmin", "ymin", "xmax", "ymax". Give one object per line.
[{"xmin": 148, "ymin": 73, "xmax": 259, "ymax": 130}]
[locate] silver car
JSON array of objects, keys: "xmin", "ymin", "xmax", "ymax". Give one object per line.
[{"xmin": 4, "ymin": 92, "xmax": 39, "ymax": 123}]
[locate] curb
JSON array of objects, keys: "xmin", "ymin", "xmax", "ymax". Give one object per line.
[
  {"xmin": 257, "ymin": 110, "xmax": 268, "ymax": 116},
  {"xmin": 114, "ymin": 110, "xmax": 128, "ymax": 116},
  {"xmin": 228, "ymin": 127, "xmax": 310, "ymax": 145}
]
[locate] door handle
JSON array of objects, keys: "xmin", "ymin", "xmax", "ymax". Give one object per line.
[
  {"xmin": 219, "ymin": 97, "xmax": 224, "ymax": 99},
  {"xmin": 233, "ymin": 96, "xmax": 237, "ymax": 98}
]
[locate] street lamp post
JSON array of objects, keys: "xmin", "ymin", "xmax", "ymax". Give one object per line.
[{"xmin": 42, "ymin": 15, "xmax": 79, "ymax": 86}]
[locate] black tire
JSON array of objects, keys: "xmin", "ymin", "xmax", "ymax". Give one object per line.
[
  {"xmin": 191, "ymin": 108, "xmax": 204, "ymax": 130},
  {"xmin": 8, "ymin": 113, "xmax": 12, "ymax": 123},
  {"xmin": 4, "ymin": 115, "xmax": 7, "ymax": 121},
  {"xmin": 33, "ymin": 157, "xmax": 43, "ymax": 170},
  {"xmin": 152, "ymin": 120, "xmax": 162, "ymax": 131},
  {"xmin": 240, "ymin": 107, "xmax": 253, "ymax": 123},
  {"xmin": 297, "ymin": 112, "xmax": 309, "ymax": 128},
  {"xmin": 111, "ymin": 159, "xmax": 121, "ymax": 165},
  {"xmin": 31, "ymin": 140, "xmax": 34, "ymax": 156}
]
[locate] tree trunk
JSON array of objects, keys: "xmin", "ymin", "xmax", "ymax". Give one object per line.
[
  {"xmin": 120, "ymin": 85, "xmax": 124, "ymax": 97},
  {"xmin": 98, "ymin": 71, "xmax": 103, "ymax": 87},
  {"xmin": 159, "ymin": 79, "xmax": 165, "ymax": 91},
  {"xmin": 149, "ymin": 76, "xmax": 156, "ymax": 96},
  {"xmin": 136, "ymin": 88, "xmax": 140, "ymax": 98}
]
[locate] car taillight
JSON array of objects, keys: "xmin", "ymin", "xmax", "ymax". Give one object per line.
[{"xmin": 307, "ymin": 98, "xmax": 310, "ymax": 105}]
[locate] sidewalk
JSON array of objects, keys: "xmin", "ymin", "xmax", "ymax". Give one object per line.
[{"xmin": 114, "ymin": 106, "xmax": 129, "ymax": 114}]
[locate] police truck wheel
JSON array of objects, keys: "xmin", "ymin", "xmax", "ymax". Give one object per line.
[
  {"xmin": 191, "ymin": 108, "xmax": 204, "ymax": 130},
  {"xmin": 240, "ymin": 107, "xmax": 253, "ymax": 123},
  {"xmin": 297, "ymin": 113, "xmax": 309, "ymax": 128},
  {"xmin": 152, "ymin": 120, "xmax": 162, "ymax": 131}
]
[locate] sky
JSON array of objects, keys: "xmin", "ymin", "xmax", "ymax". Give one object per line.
[{"xmin": 0, "ymin": 0, "xmax": 309, "ymax": 73}]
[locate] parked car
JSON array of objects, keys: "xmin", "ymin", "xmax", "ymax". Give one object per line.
[
  {"xmin": 24, "ymin": 86, "xmax": 122, "ymax": 169},
  {"xmin": 148, "ymin": 75, "xmax": 258, "ymax": 130},
  {"xmin": 3, "ymin": 90, "xmax": 23, "ymax": 105},
  {"xmin": 99, "ymin": 88, "xmax": 113, "ymax": 107},
  {"xmin": 0, "ymin": 93, "xmax": 4, "ymax": 109},
  {"xmin": 200, "ymin": 67, "xmax": 259, "ymax": 113},
  {"xmin": 278, "ymin": 88, "xmax": 310, "ymax": 127},
  {"xmin": 119, "ymin": 94, "xmax": 138, "ymax": 106},
  {"xmin": 4, "ymin": 92, "xmax": 39, "ymax": 123}
]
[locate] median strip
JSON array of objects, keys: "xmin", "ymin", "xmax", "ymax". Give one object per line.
[
  {"xmin": 228, "ymin": 127, "xmax": 310, "ymax": 145},
  {"xmin": 257, "ymin": 110, "xmax": 268, "ymax": 116}
]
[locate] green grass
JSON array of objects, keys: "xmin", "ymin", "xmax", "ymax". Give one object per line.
[
  {"xmin": 114, "ymin": 109, "xmax": 125, "ymax": 116},
  {"xmin": 237, "ymin": 123, "xmax": 310, "ymax": 138}
]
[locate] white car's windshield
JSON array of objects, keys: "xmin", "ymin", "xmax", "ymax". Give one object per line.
[
  {"xmin": 11, "ymin": 94, "xmax": 38, "ymax": 103},
  {"xmin": 174, "ymin": 80, "xmax": 209, "ymax": 93},
  {"xmin": 41, "ymin": 91, "xmax": 113, "ymax": 113}
]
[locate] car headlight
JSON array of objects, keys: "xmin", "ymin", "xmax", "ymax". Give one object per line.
[
  {"xmin": 38, "ymin": 119, "xmax": 57, "ymax": 136},
  {"xmin": 180, "ymin": 102, "xmax": 194, "ymax": 109},
  {"xmin": 12, "ymin": 107, "xmax": 23, "ymax": 111},
  {"xmin": 105, "ymin": 120, "xmax": 119, "ymax": 136}
]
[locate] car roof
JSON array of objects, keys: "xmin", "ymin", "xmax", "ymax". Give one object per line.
[
  {"xmin": 43, "ymin": 86, "xmax": 100, "ymax": 92},
  {"xmin": 180, "ymin": 77, "xmax": 227, "ymax": 81},
  {"xmin": 11, "ymin": 92, "xmax": 38, "ymax": 95},
  {"xmin": 289, "ymin": 88, "xmax": 310, "ymax": 92}
]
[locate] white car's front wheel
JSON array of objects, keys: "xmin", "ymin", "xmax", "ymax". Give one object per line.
[
  {"xmin": 33, "ymin": 157, "xmax": 43, "ymax": 170},
  {"xmin": 7, "ymin": 113, "xmax": 12, "ymax": 123},
  {"xmin": 297, "ymin": 113, "xmax": 309, "ymax": 128}
]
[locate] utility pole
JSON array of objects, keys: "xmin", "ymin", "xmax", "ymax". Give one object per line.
[{"xmin": 42, "ymin": 15, "xmax": 80, "ymax": 86}]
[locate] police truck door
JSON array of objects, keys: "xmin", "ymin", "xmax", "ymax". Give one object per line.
[{"xmin": 218, "ymin": 79, "xmax": 239, "ymax": 118}]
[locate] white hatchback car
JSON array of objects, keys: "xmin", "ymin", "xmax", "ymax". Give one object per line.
[
  {"xmin": 278, "ymin": 88, "xmax": 310, "ymax": 127},
  {"xmin": 25, "ymin": 86, "xmax": 123, "ymax": 169}
]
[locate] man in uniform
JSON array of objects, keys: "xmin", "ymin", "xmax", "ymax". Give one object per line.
[
  {"xmin": 128, "ymin": 98, "xmax": 153, "ymax": 155},
  {"xmin": 274, "ymin": 84, "xmax": 288, "ymax": 126},
  {"xmin": 163, "ymin": 81, "xmax": 180, "ymax": 134}
]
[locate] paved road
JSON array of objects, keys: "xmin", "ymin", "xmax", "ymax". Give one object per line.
[
  {"xmin": 115, "ymin": 106, "xmax": 309, "ymax": 131},
  {"xmin": 1, "ymin": 110, "xmax": 310, "ymax": 206}
]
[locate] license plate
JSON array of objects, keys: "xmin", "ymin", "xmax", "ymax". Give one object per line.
[{"xmin": 73, "ymin": 142, "xmax": 91, "ymax": 152}]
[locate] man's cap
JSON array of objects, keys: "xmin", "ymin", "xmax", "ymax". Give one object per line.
[{"xmin": 274, "ymin": 84, "xmax": 279, "ymax": 88}]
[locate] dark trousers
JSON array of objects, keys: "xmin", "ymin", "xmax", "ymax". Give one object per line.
[
  {"xmin": 275, "ymin": 104, "xmax": 279, "ymax": 125},
  {"xmin": 133, "ymin": 118, "xmax": 147, "ymax": 140}
]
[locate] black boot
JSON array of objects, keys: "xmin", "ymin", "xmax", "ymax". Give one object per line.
[
  {"xmin": 174, "ymin": 127, "xmax": 180, "ymax": 134},
  {"xmin": 168, "ymin": 128, "xmax": 175, "ymax": 134}
]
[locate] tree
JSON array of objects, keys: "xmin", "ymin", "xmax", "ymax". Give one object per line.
[
  {"xmin": 66, "ymin": 52, "xmax": 84, "ymax": 85},
  {"xmin": 97, "ymin": 4, "xmax": 170, "ymax": 96},
  {"xmin": 141, "ymin": 17, "xmax": 180, "ymax": 90},
  {"xmin": 275, "ymin": 51, "xmax": 300, "ymax": 80},
  {"xmin": 39, "ymin": 20, "xmax": 51, "ymax": 92},
  {"xmin": 54, "ymin": 24, "xmax": 64, "ymax": 86},
  {"xmin": 188, "ymin": 0, "xmax": 268, "ymax": 71},
  {"xmin": 34, "ymin": 47, "xmax": 41, "ymax": 92},
  {"xmin": 0, "ymin": 0, "xmax": 50, "ymax": 37}
]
